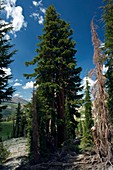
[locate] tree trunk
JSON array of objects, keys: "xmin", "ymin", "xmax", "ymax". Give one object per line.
[
  {"xmin": 57, "ymin": 88, "xmax": 65, "ymax": 148},
  {"xmin": 57, "ymin": 60, "xmax": 65, "ymax": 148},
  {"xmin": 32, "ymin": 88, "xmax": 40, "ymax": 164},
  {"xmin": 91, "ymin": 20, "xmax": 112, "ymax": 162}
]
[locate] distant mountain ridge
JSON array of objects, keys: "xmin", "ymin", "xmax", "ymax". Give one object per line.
[
  {"xmin": 1, "ymin": 97, "xmax": 28, "ymax": 118},
  {"xmin": 11, "ymin": 96, "xmax": 28, "ymax": 105}
]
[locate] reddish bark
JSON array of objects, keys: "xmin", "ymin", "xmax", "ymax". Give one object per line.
[
  {"xmin": 91, "ymin": 20, "xmax": 112, "ymax": 162},
  {"xmin": 32, "ymin": 88, "xmax": 40, "ymax": 163}
]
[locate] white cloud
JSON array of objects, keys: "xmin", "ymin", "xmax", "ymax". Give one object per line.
[
  {"xmin": 33, "ymin": 0, "xmax": 42, "ymax": 6},
  {"xmin": 9, "ymin": 79, "xmax": 14, "ymax": 83},
  {"xmin": 3, "ymin": 0, "xmax": 27, "ymax": 35},
  {"xmin": 11, "ymin": 6, "xmax": 27, "ymax": 32},
  {"xmin": 14, "ymin": 78, "xmax": 23, "ymax": 82},
  {"xmin": 4, "ymin": 34, "xmax": 10, "ymax": 40},
  {"xmin": 33, "ymin": 1, "xmax": 38, "ymax": 6},
  {"xmin": 3, "ymin": 68, "xmax": 12, "ymax": 76},
  {"xmin": 40, "ymin": 7, "xmax": 46, "ymax": 13},
  {"xmin": 0, "ymin": 20, "xmax": 11, "ymax": 31},
  {"xmin": 38, "ymin": 15, "xmax": 44, "ymax": 24},
  {"xmin": 22, "ymin": 81, "xmax": 39, "ymax": 89},
  {"xmin": 13, "ymin": 93, "xmax": 23, "ymax": 98},
  {"xmin": 30, "ymin": 12, "xmax": 39, "ymax": 20},
  {"xmin": 99, "ymin": 43, "xmax": 105, "ymax": 49},
  {"xmin": 82, "ymin": 77, "xmax": 97, "ymax": 89},
  {"xmin": 30, "ymin": 12, "xmax": 44, "ymax": 24},
  {"xmin": 102, "ymin": 64, "xmax": 108, "ymax": 75},
  {"xmin": 13, "ymin": 82, "xmax": 22, "ymax": 86},
  {"xmin": 0, "ymin": 20, "xmax": 11, "ymax": 40},
  {"xmin": 22, "ymin": 81, "xmax": 34, "ymax": 89},
  {"xmin": 31, "ymin": 0, "xmax": 45, "ymax": 24},
  {"xmin": 15, "ymin": 78, "xmax": 19, "ymax": 82},
  {"xmin": 13, "ymin": 93, "xmax": 19, "ymax": 97}
]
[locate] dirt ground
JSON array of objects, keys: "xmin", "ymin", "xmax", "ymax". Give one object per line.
[{"xmin": 1, "ymin": 138, "xmax": 113, "ymax": 170}]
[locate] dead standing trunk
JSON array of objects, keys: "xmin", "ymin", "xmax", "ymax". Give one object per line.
[{"xmin": 91, "ymin": 20, "xmax": 112, "ymax": 163}]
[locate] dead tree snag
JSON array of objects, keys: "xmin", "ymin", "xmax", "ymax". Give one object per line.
[{"xmin": 90, "ymin": 20, "xmax": 112, "ymax": 163}]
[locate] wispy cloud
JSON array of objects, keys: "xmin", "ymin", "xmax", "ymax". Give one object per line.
[
  {"xmin": 13, "ymin": 82, "xmax": 22, "ymax": 87},
  {"xmin": 9, "ymin": 79, "xmax": 14, "ymax": 83},
  {"xmin": 32, "ymin": 0, "xmax": 42, "ymax": 7},
  {"xmin": 38, "ymin": 15, "xmax": 44, "ymax": 24},
  {"xmin": 9, "ymin": 78, "xmax": 23, "ymax": 84},
  {"xmin": 4, "ymin": 34, "xmax": 10, "ymax": 40},
  {"xmin": 2, "ymin": 0, "xmax": 27, "ymax": 36},
  {"xmin": 31, "ymin": 0, "xmax": 46, "ymax": 24},
  {"xmin": 40, "ymin": 7, "xmax": 46, "ymax": 14},
  {"xmin": 82, "ymin": 64, "xmax": 107, "ymax": 93},
  {"xmin": 82, "ymin": 76, "xmax": 97, "ymax": 89},
  {"xmin": 31, "ymin": 12, "xmax": 39, "ymax": 20},
  {"xmin": 13, "ymin": 93, "xmax": 23, "ymax": 98},
  {"xmin": 15, "ymin": 79, "xmax": 19, "ymax": 82}
]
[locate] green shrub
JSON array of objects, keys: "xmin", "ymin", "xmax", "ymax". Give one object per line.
[
  {"xmin": 0, "ymin": 121, "xmax": 13, "ymax": 141},
  {"xmin": 0, "ymin": 141, "xmax": 9, "ymax": 164},
  {"xmin": 80, "ymin": 133, "xmax": 94, "ymax": 152}
]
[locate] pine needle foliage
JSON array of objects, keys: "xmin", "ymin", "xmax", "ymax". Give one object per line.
[
  {"xmin": 0, "ymin": 16, "xmax": 16, "ymax": 113},
  {"xmin": 0, "ymin": 6, "xmax": 15, "ymax": 164},
  {"xmin": 24, "ymin": 5, "xmax": 82, "ymax": 152},
  {"xmin": 84, "ymin": 80, "xmax": 93, "ymax": 131},
  {"xmin": 103, "ymin": 0, "xmax": 113, "ymax": 125},
  {"xmin": 81, "ymin": 79, "xmax": 93, "ymax": 151},
  {"xmin": 14, "ymin": 103, "xmax": 26, "ymax": 138}
]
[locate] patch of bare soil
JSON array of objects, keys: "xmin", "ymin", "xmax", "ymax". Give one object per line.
[
  {"xmin": 1, "ymin": 138, "xmax": 113, "ymax": 170},
  {"xmin": 19, "ymin": 150, "xmax": 113, "ymax": 170},
  {"xmin": 1, "ymin": 137, "xmax": 28, "ymax": 170}
]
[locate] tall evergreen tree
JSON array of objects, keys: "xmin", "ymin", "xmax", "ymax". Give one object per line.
[
  {"xmin": 84, "ymin": 79, "xmax": 93, "ymax": 131},
  {"xmin": 81, "ymin": 78, "xmax": 93, "ymax": 150},
  {"xmin": 15, "ymin": 102, "xmax": 22, "ymax": 138},
  {"xmin": 14, "ymin": 103, "xmax": 27, "ymax": 138},
  {"xmin": 24, "ymin": 102, "xmax": 33, "ymax": 161},
  {"xmin": 19, "ymin": 113, "xmax": 26, "ymax": 137},
  {"xmin": 103, "ymin": 0, "xmax": 113, "ymax": 124},
  {"xmin": 0, "ymin": 6, "xmax": 15, "ymax": 163},
  {"xmin": 31, "ymin": 88, "xmax": 40, "ymax": 164},
  {"xmin": 0, "ymin": 17, "xmax": 15, "ymax": 114},
  {"xmin": 24, "ymin": 5, "xmax": 82, "ymax": 148},
  {"xmin": 0, "ymin": 7, "xmax": 15, "ymax": 128}
]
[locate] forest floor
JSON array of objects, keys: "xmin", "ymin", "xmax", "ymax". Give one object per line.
[
  {"xmin": 1, "ymin": 138, "xmax": 28, "ymax": 170},
  {"xmin": 1, "ymin": 138, "xmax": 113, "ymax": 170}
]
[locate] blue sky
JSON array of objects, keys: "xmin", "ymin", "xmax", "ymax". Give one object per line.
[{"xmin": 1, "ymin": 0, "xmax": 105, "ymax": 100}]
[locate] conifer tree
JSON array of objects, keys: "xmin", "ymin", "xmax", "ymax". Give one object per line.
[
  {"xmin": 15, "ymin": 102, "xmax": 21, "ymax": 138},
  {"xmin": 24, "ymin": 5, "xmax": 82, "ymax": 148},
  {"xmin": 14, "ymin": 103, "xmax": 27, "ymax": 138},
  {"xmin": 24, "ymin": 102, "xmax": 33, "ymax": 161},
  {"xmin": 81, "ymin": 78, "xmax": 93, "ymax": 150},
  {"xmin": 25, "ymin": 90, "xmax": 47, "ymax": 161},
  {"xmin": 0, "ymin": 6, "xmax": 15, "ymax": 163},
  {"xmin": 20, "ymin": 112, "xmax": 27, "ymax": 137},
  {"xmin": 0, "ymin": 7, "xmax": 15, "ymax": 130},
  {"xmin": 84, "ymin": 79, "xmax": 93, "ymax": 131},
  {"xmin": 31, "ymin": 88, "xmax": 40, "ymax": 164},
  {"xmin": 0, "ymin": 16, "xmax": 15, "ymax": 114},
  {"xmin": 103, "ymin": 0, "xmax": 113, "ymax": 124}
]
